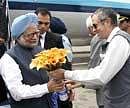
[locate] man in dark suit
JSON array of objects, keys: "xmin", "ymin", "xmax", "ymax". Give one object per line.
[{"xmin": 35, "ymin": 7, "xmax": 73, "ymax": 108}]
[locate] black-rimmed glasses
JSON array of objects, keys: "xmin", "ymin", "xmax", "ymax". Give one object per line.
[
  {"xmin": 93, "ymin": 24, "xmax": 98, "ymax": 29},
  {"xmin": 23, "ymin": 30, "xmax": 40, "ymax": 38}
]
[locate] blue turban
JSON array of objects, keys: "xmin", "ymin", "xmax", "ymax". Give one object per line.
[
  {"xmin": 50, "ymin": 17, "xmax": 67, "ymax": 34},
  {"xmin": 11, "ymin": 13, "xmax": 38, "ymax": 39}
]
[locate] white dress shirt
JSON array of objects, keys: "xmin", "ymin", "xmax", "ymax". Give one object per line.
[
  {"xmin": 65, "ymin": 27, "xmax": 130, "ymax": 88},
  {"xmin": 0, "ymin": 54, "xmax": 49, "ymax": 101},
  {"xmin": 40, "ymin": 32, "xmax": 46, "ymax": 49}
]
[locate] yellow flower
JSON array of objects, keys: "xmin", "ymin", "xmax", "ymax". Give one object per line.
[{"xmin": 30, "ymin": 48, "xmax": 69, "ymax": 71}]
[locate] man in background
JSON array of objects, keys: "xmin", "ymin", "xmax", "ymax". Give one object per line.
[
  {"xmin": 119, "ymin": 14, "xmax": 130, "ymax": 34},
  {"xmin": 35, "ymin": 8, "xmax": 71, "ymax": 70}
]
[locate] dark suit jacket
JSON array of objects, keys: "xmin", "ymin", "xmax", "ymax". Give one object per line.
[
  {"xmin": 44, "ymin": 32, "xmax": 64, "ymax": 49},
  {"xmin": 43, "ymin": 31, "xmax": 72, "ymax": 70}
]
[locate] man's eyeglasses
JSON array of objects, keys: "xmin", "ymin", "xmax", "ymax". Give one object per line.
[
  {"xmin": 93, "ymin": 24, "xmax": 98, "ymax": 29},
  {"xmin": 23, "ymin": 31, "xmax": 40, "ymax": 38},
  {"xmin": 92, "ymin": 18, "xmax": 107, "ymax": 29},
  {"xmin": 38, "ymin": 21, "xmax": 50, "ymax": 26}
]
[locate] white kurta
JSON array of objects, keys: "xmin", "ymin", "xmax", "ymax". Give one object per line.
[{"xmin": 65, "ymin": 27, "xmax": 130, "ymax": 88}]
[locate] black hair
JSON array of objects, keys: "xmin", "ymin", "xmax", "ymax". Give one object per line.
[{"xmin": 35, "ymin": 7, "xmax": 52, "ymax": 19}]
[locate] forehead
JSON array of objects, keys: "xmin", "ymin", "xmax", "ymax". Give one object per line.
[
  {"xmin": 24, "ymin": 25, "xmax": 38, "ymax": 33},
  {"xmin": 120, "ymin": 20, "xmax": 128, "ymax": 24},
  {"xmin": 92, "ymin": 14, "xmax": 100, "ymax": 23},
  {"xmin": 37, "ymin": 13, "xmax": 50, "ymax": 21}
]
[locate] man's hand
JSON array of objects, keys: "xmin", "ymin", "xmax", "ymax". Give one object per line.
[
  {"xmin": 47, "ymin": 79, "xmax": 64, "ymax": 92},
  {"xmin": 49, "ymin": 69, "xmax": 65, "ymax": 80},
  {"xmin": 68, "ymin": 89, "xmax": 75, "ymax": 101},
  {"xmin": 65, "ymin": 80, "xmax": 83, "ymax": 90}
]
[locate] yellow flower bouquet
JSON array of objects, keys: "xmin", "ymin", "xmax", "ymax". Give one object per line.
[{"xmin": 30, "ymin": 48, "xmax": 69, "ymax": 71}]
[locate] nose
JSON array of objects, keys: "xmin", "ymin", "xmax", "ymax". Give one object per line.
[
  {"xmin": 92, "ymin": 27, "xmax": 97, "ymax": 32},
  {"xmin": 42, "ymin": 23, "xmax": 46, "ymax": 28},
  {"xmin": 32, "ymin": 33, "xmax": 39, "ymax": 39}
]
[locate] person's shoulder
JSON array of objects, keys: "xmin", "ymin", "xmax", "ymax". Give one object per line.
[
  {"xmin": 45, "ymin": 32, "xmax": 63, "ymax": 45},
  {"xmin": 62, "ymin": 34, "xmax": 71, "ymax": 44},
  {"xmin": 47, "ymin": 31, "xmax": 61, "ymax": 38},
  {"xmin": 113, "ymin": 30, "xmax": 130, "ymax": 42}
]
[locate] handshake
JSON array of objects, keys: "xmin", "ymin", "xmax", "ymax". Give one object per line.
[{"xmin": 48, "ymin": 69, "xmax": 84, "ymax": 92}]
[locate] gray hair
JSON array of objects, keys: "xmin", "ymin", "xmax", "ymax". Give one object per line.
[
  {"xmin": 86, "ymin": 15, "xmax": 93, "ymax": 29},
  {"xmin": 94, "ymin": 8, "xmax": 118, "ymax": 26}
]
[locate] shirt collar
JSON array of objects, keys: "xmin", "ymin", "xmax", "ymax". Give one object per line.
[
  {"xmin": 107, "ymin": 27, "xmax": 120, "ymax": 42},
  {"xmin": 41, "ymin": 32, "xmax": 46, "ymax": 39}
]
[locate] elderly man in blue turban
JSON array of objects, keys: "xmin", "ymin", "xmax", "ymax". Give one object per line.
[{"xmin": 0, "ymin": 13, "xmax": 64, "ymax": 108}]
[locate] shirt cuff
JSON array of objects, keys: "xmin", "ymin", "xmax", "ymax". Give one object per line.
[{"xmin": 41, "ymin": 83, "xmax": 49, "ymax": 93}]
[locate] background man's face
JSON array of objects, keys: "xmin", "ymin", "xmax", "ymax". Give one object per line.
[
  {"xmin": 37, "ymin": 13, "xmax": 50, "ymax": 34},
  {"xmin": 119, "ymin": 20, "xmax": 128, "ymax": 31}
]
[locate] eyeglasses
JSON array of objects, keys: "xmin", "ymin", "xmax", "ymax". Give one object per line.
[
  {"xmin": 38, "ymin": 21, "xmax": 50, "ymax": 26},
  {"xmin": 93, "ymin": 24, "xmax": 98, "ymax": 29},
  {"xmin": 23, "ymin": 31, "xmax": 40, "ymax": 38},
  {"xmin": 92, "ymin": 19, "xmax": 107, "ymax": 29}
]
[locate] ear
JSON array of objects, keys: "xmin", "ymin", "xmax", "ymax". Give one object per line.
[
  {"xmin": 104, "ymin": 19, "xmax": 111, "ymax": 27},
  {"xmin": 106, "ymin": 18, "xmax": 111, "ymax": 25}
]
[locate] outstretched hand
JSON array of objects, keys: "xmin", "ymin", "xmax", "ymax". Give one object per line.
[{"xmin": 65, "ymin": 80, "xmax": 83, "ymax": 90}]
